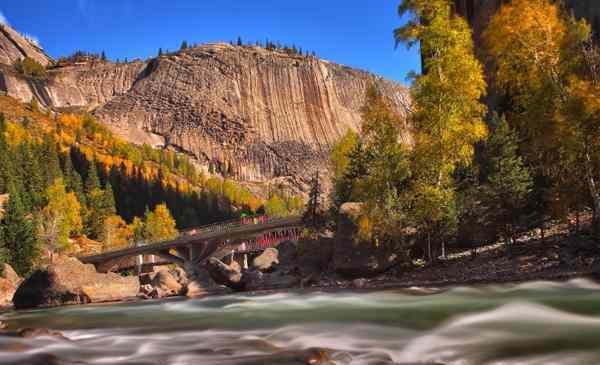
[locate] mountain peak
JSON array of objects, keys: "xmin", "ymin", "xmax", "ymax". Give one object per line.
[{"xmin": 0, "ymin": 23, "xmax": 52, "ymax": 67}]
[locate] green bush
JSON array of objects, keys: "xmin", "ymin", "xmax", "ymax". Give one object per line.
[{"xmin": 14, "ymin": 57, "xmax": 47, "ymax": 79}]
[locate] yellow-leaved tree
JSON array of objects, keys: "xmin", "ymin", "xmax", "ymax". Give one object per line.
[
  {"xmin": 483, "ymin": 0, "xmax": 600, "ymax": 233},
  {"xmin": 395, "ymin": 0, "xmax": 486, "ymax": 260},
  {"xmin": 101, "ymin": 215, "xmax": 133, "ymax": 252},
  {"xmin": 396, "ymin": 0, "xmax": 487, "ymax": 185},
  {"xmin": 143, "ymin": 203, "xmax": 178, "ymax": 243},
  {"xmin": 39, "ymin": 179, "xmax": 83, "ymax": 257}
]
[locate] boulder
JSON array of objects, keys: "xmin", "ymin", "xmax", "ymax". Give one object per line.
[
  {"xmin": 277, "ymin": 241, "xmax": 299, "ymax": 267},
  {"xmin": 333, "ymin": 203, "xmax": 399, "ymax": 278},
  {"xmin": 206, "ymin": 257, "xmax": 243, "ymax": 289},
  {"xmin": 253, "ymin": 248, "xmax": 279, "ymax": 272},
  {"xmin": 297, "ymin": 237, "xmax": 334, "ymax": 277},
  {"xmin": 151, "ymin": 269, "xmax": 186, "ymax": 297},
  {"xmin": 0, "ymin": 278, "xmax": 16, "ymax": 307},
  {"xmin": 1, "ymin": 264, "xmax": 22, "ymax": 286},
  {"xmin": 13, "ymin": 256, "xmax": 139, "ymax": 309},
  {"xmin": 242, "ymin": 271, "xmax": 300, "ymax": 291}
]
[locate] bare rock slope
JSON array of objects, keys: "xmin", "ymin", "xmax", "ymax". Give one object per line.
[{"xmin": 0, "ymin": 23, "xmax": 411, "ymax": 190}]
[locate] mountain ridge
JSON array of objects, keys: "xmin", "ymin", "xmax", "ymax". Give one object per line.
[{"xmin": 0, "ymin": 24, "xmax": 411, "ymax": 193}]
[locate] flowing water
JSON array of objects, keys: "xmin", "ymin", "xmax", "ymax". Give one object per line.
[{"xmin": 2, "ymin": 279, "xmax": 600, "ymax": 365}]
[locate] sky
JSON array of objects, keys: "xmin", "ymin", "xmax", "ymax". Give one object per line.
[{"xmin": 0, "ymin": 1, "xmax": 421, "ymax": 84}]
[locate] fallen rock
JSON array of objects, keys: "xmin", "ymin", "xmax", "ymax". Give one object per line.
[
  {"xmin": 206, "ymin": 257, "xmax": 243, "ymax": 289},
  {"xmin": 351, "ymin": 278, "xmax": 368, "ymax": 289},
  {"xmin": 242, "ymin": 271, "xmax": 300, "ymax": 291},
  {"xmin": 277, "ymin": 240, "xmax": 299, "ymax": 267},
  {"xmin": 13, "ymin": 256, "xmax": 139, "ymax": 309},
  {"xmin": 151, "ymin": 269, "xmax": 184, "ymax": 297},
  {"xmin": 16, "ymin": 328, "xmax": 68, "ymax": 340},
  {"xmin": 0, "ymin": 278, "xmax": 16, "ymax": 307},
  {"xmin": 253, "ymin": 248, "xmax": 279, "ymax": 272},
  {"xmin": 333, "ymin": 203, "xmax": 399, "ymax": 278},
  {"xmin": 1, "ymin": 264, "xmax": 22, "ymax": 286}
]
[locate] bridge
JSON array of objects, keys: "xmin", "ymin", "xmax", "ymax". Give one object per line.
[{"xmin": 79, "ymin": 215, "xmax": 304, "ymax": 272}]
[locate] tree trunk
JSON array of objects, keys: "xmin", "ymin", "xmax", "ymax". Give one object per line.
[
  {"xmin": 427, "ymin": 232, "xmax": 432, "ymax": 263},
  {"xmin": 584, "ymin": 150, "xmax": 600, "ymax": 238}
]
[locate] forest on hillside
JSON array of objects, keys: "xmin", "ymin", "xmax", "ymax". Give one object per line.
[{"xmin": 0, "ymin": 99, "xmax": 303, "ymax": 276}]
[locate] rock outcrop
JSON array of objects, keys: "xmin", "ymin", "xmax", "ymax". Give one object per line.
[
  {"xmin": 0, "ymin": 23, "xmax": 411, "ymax": 191},
  {"xmin": 253, "ymin": 247, "xmax": 279, "ymax": 271},
  {"xmin": 0, "ymin": 264, "xmax": 22, "ymax": 307},
  {"xmin": 12, "ymin": 256, "xmax": 139, "ymax": 309},
  {"xmin": 0, "ymin": 24, "xmax": 52, "ymax": 67}
]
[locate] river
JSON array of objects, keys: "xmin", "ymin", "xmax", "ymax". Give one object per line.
[{"xmin": 1, "ymin": 279, "xmax": 600, "ymax": 364}]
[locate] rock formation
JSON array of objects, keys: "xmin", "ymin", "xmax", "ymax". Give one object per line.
[
  {"xmin": 0, "ymin": 23, "xmax": 411, "ymax": 192},
  {"xmin": 0, "ymin": 24, "xmax": 51, "ymax": 67},
  {"xmin": 12, "ymin": 256, "xmax": 139, "ymax": 309}
]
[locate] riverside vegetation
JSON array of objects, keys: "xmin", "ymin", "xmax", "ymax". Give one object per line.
[{"xmin": 328, "ymin": 0, "xmax": 600, "ymax": 267}]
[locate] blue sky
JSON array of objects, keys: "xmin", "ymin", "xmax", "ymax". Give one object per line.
[{"xmin": 0, "ymin": 1, "xmax": 420, "ymax": 84}]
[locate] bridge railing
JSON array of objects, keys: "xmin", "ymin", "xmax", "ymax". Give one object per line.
[{"xmin": 180, "ymin": 215, "xmax": 274, "ymax": 237}]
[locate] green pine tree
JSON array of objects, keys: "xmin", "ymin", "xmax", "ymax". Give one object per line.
[
  {"xmin": 85, "ymin": 160, "xmax": 101, "ymax": 195},
  {"xmin": 41, "ymin": 135, "xmax": 62, "ymax": 188},
  {"xmin": 2, "ymin": 182, "xmax": 38, "ymax": 276},
  {"xmin": 20, "ymin": 142, "xmax": 45, "ymax": 209},
  {"xmin": 485, "ymin": 113, "xmax": 533, "ymax": 252},
  {"xmin": 180, "ymin": 40, "xmax": 188, "ymax": 50}
]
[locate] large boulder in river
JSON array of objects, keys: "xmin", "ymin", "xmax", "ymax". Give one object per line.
[
  {"xmin": 13, "ymin": 256, "xmax": 139, "ymax": 309},
  {"xmin": 150, "ymin": 268, "xmax": 188, "ymax": 297},
  {"xmin": 253, "ymin": 248, "xmax": 279, "ymax": 272},
  {"xmin": 206, "ymin": 257, "xmax": 243, "ymax": 289},
  {"xmin": 242, "ymin": 271, "xmax": 300, "ymax": 291},
  {"xmin": 333, "ymin": 202, "xmax": 399, "ymax": 278}
]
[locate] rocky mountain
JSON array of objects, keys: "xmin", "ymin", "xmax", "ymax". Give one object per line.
[{"xmin": 0, "ymin": 23, "xmax": 411, "ymax": 193}]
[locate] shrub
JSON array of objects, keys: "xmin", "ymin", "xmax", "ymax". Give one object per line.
[{"xmin": 14, "ymin": 57, "xmax": 47, "ymax": 79}]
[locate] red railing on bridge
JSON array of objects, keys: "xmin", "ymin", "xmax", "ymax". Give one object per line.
[{"xmin": 236, "ymin": 227, "xmax": 302, "ymax": 253}]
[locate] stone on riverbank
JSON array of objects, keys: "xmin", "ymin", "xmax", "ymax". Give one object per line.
[
  {"xmin": 12, "ymin": 256, "xmax": 139, "ymax": 309},
  {"xmin": 333, "ymin": 202, "xmax": 399, "ymax": 278},
  {"xmin": 206, "ymin": 257, "xmax": 243, "ymax": 289},
  {"xmin": 0, "ymin": 264, "xmax": 22, "ymax": 307},
  {"xmin": 253, "ymin": 248, "xmax": 279, "ymax": 272}
]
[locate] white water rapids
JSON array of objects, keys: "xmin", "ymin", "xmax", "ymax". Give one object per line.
[{"xmin": 1, "ymin": 279, "xmax": 600, "ymax": 364}]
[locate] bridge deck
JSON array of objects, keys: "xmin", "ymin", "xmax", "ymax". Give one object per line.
[{"xmin": 79, "ymin": 216, "xmax": 303, "ymax": 265}]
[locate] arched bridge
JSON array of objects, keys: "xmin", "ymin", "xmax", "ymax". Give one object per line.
[{"xmin": 79, "ymin": 215, "xmax": 304, "ymax": 272}]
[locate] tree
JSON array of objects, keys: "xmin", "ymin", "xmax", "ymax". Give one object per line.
[
  {"xmin": 303, "ymin": 171, "xmax": 323, "ymax": 229},
  {"xmin": 483, "ymin": 0, "xmax": 597, "ymax": 233},
  {"xmin": 39, "ymin": 178, "xmax": 83, "ymax": 256},
  {"xmin": 101, "ymin": 51, "xmax": 107, "ymax": 61},
  {"xmin": 143, "ymin": 203, "xmax": 178, "ymax": 243},
  {"xmin": 237, "ymin": 36, "xmax": 243, "ymax": 46},
  {"xmin": 158, "ymin": 48, "xmax": 163, "ymax": 57},
  {"xmin": 1, "ymin": 183, "xmax": 38, "ymax": 276},
  {"xmin": 101, "ymin": 215, "xmax": 132, "ymax": 251},
  {"xmin": 180, "ymin": 40, "xmax": 188, "ymax": 50},
  {"xmin": 40, "ymin": 135, "xmax": 62, "ymax": 188},
  {"xmin": 19, "ymin": 142, "xmax": 44, "ymax": 210},
  {"xmin": 85, "ymin": 160, "xmax": 101, "ymax": 195},
  {"xmin": 264, "ymin": 194, "xmax": 287, "ymax": 218},
  {"xmin": 395, "ymin": 0, "xmax": 487, "ymax": 187},
  {"xmin": 485, "ymin": 114, "xmax": 532, "ymax": 254},
  {"xmin": 395, "ymin": 0, "xmax": 487, "ymax": 261}
]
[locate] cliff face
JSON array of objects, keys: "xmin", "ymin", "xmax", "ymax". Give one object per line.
[
  {"xmin": 0, "ymin": 24, "xmax": 52, "ymax": 67},
  {"xmin": 0, "ymin": 24, "xmax": 411, "ymax": 192},
  {"xmin": 94, "ymin": 44, "xmax": 411, "ymax": 187}
]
